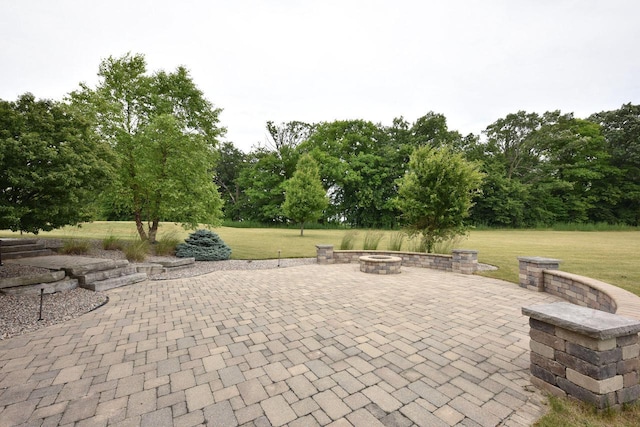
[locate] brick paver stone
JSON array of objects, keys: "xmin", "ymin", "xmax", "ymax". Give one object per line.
[
  {"xmin": 0, "ymin": 263, "xmax": 562, "ymax": 426},
  {"xmin": 261, "ymin": 395, "xmax": 297, "ymax": 426},
  {"xmin": 185, "ymin": 384, "xmax": 214, "ymax": 411},
  {"xmin": 203, "ymin": 400, "xmax": 238, "ymax": 427},
  {"xmin": 313, "ymin": 389, "xmax": 351, "ymax": 420},
  {"xmin": 237, "ymin": 378, "xmax": 269, "ymax": 405}
]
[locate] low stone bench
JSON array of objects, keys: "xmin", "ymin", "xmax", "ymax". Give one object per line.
[{"xmin": 522, "ymin": 302, "xmax": 640, "ymax": 409}]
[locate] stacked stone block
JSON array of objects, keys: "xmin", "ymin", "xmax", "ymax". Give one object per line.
[
  {"xmin": 358, "ymin": 255, "xmax": 402, "ymax": 274},
  {"xmin": 523, "ymin": 302, "xmax": 640, "ymax": 409},
  {"xmin": 452, "ymin": 249, "xmax": 478, "ymax": 275},
  {"xmin": 401, "ymin": 252, "xmax": 452, "ymax": 271},
  {"xmin": 544, "ymin": 271, "xmax": 617, "ymax": 313},
  {"xmin": 315, "ymin": 245, "xmax": 334, "ymax": 265},
  {"xmin": 518, "ymin": 257, "xmax": 561, "ymax": 292}
]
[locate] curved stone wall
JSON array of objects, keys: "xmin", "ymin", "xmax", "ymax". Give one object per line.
[{"xmin": 518, "ymin": 257, "xmax": 640, "ymax": 320}]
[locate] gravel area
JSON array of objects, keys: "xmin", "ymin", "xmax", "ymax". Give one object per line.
[
  {"xmin": 0, "ymin": 239, "xmax": 315, "ymax": 340},
  {"xmin": 0, "ymin": 289, "xmax": 108, "ymax": 340}
]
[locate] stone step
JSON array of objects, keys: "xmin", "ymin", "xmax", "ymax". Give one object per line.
[
  {"xmin": 1, "ymin": 278, "xmax": 79, "ymax": 295},
  {"xmin": 135, "ymin": 263, "xmax": 165, "ymax": 275},
  {"xmin": 1, "ymin": 243, "xmax": 46, "ymax": 253},
  {"xmin": 1, "ymin": 249, "xmax": 52, "ymax": 260},
  {"xmin": 79, "ymin": 265, "xmax": 140, "ymax": 285},
  {"xmin": 81, "ymin": 272, "xmax": 147, "ymax": 292},
  {"xmin": 157, "ymin": 257, "xmax": 195, "ymax": 268},
  {"xmin": 0, "ymin": 271, "xmax": 66, "ymax": 290},
  {"xmin": 0, "ymin": 238, "xmax": 38, "ymax": 247},
  {"xmin": 65, "ymin": 259, "xmax": 129, "ymax": 277}
]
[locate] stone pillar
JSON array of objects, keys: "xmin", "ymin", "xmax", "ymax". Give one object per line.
[
  {"xmin": 518, "ymin": 256, "xmax": 561, "ymax": 292},
  {"xmin": 452, "ymin": 249, "xmax": 478, "ymax": 274},
  {"xmin": 316, "ymin": 244, "xmax": 334, "ymax": 264},
  {"xmin": 522, "ymin": 302, "xmax": 640, "ymax": 410}
]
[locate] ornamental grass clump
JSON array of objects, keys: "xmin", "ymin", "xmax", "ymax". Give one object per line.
[
  {"xmin": 60, "ymin": 239, "xmax": 92, "ymax": 255},
  {"xmin": 154, "ymin": 231, "xmax": 181, "ymax": 256},
  {"xmin": 176, "ymin": 229, "xmax": 232, "ymax": 261},
  {"xmin": 102, "ymin": 234, "xmax": 124, "ymax": 251},
  {"xmin": 123, "ymin": 239, "xmax": 149, "ymax": 262},
  {"xmin": 387, "ymin": 232, "xmax": 405, "ymax": 251},
  {"xmin": 363, "ymin": 231, "xmax": 384, "ymax": 250},
  {"xmin": 340, "ymin": 231, "xmax": 358, "ymax": 250}
]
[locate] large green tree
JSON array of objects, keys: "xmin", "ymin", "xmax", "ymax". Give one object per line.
[
  {"xmin": 395, "ymin": 145, "xmax": 484, "ymax": 253},
  {"xmin": 534, "ymin": 115, "xmax": 615, "ymax": 223},
  {"xmin": 215, "ymin": 142, "xmax": 246, "ymax": 221},
  {"xmin": 282, "ymin": 154, "xmax": 328, "ymax": 236},
  {"xmin": 590, "ymin": 104, "xmax": 640, "ymax": 225},
  {"xmin": 234, "ymin": 121, "xmax": 311, "ymax": 223},
  {"xmin": 70, "ymin": 53, "xmax": 224, "ymax": 242},
  {"xmin": 0, "ymin": 93, "xmax": 113, "ymax": 233},
  {"xmin": 301, "ymin": 120, "xmax": 398, "ymax": 227}
]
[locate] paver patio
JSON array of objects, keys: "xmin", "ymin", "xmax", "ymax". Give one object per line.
[{"xmin": 0, "ymin": 263, "xmax": 562, "ymax": 426}]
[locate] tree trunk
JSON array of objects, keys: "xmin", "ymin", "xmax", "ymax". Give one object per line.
[
  {"xmin": 148, "ymin": 219, "xmax": 160, "ymax": 243},
  {"xmin": 300, "ymin": 222, "xmax": 304, "ymax": 237},
  {"xmin": 134, "ymin": 210, "xmax": 148, "ymax": 241}
]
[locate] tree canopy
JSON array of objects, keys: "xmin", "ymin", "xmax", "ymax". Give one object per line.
[
  {"xmin": 282, "ymin": 154, "xmax": 328, "ymax": 236},
  {"xmin": 224, "ymin": 105, "xmax": 640, "ymax": 231},
  {"xmin": 70, "ymin": 53, "xmax": 225, "ymax": 242},
  {"xmin": 394, "ymin": 145, "xmax": 484, "ymax": 252},
  {"xmin": 0, "ymin": 93, "xmax": 113, "ymax": 233}
]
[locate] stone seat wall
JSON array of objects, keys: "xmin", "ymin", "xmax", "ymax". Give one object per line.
[
  {"xmin": 519, "ymin": 256, "xmax": 640, "ymax": 409},
  {"xmin": 315, "ymin": 245, "xmax": 478, "ymax": 275}
]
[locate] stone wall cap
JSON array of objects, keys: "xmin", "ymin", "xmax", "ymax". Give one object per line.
[
  {"xmin": 315, "ymin": 244, "xmax": 334, "ymax": 249},
  {"xmin": 518, "ymin": 256, "xmax": 562, "ymax": 263},
  {"xmin": 522, "ymin": 302, "xmax": 640, "ymax": 339},
  {"xmin": 452, "ymin": 249, "xmax": 478, "ymax": 254}
]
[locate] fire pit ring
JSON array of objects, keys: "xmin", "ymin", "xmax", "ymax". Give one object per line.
[{"xmin": 359, "ymin": 255, "xmax": 402, "ymax": 274}]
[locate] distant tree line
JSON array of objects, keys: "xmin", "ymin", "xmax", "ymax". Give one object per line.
[
  {"xmin": 1, "ymin": 51, "xmax": 638, "ymax": 236},
  {"xmin": 217, "ymin": 106, "xmax": 640, "ymax": 228}
]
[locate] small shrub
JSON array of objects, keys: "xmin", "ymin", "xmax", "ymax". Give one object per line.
[
  {"xmin": 387, "ymin": 232, "xmax": 405, "ymax": 251},
  {"xmin": 102, "ymin": 234, "xmax": 124, "ymax": 251},
  {"xmin": 60, "ymin": 239, "xmax": 91, "ymax": 255},
  {"xmin": 363, "ymin": 231, "xmax": 384, "ymax": 250},
  {"xmin": 176, "ymin": 229, "xmax": 232, "ymax": 261},
  {"xmin": 123, "ymin": 239, "xmax": 149, "ymax": 262},
  {"xmin": 340, "ymin": 231, "xmax": 358, "ymax": 250},
  {"xmin": 154, "ymin": 232, "xmax": 181, "ymax": 256}
]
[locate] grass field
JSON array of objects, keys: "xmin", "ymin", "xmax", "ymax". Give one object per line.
[{"xmin": 1, "ymin": 222, "xmax": 638, "ymax": 295}]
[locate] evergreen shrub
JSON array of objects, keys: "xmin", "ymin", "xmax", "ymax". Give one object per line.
[{"xmin": 176, "ymin": 229, "xmax": 232, "ymax": 261}]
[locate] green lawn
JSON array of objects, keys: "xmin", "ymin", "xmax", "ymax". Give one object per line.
[{"xmin": 1, "ymin": 223, "xmax": 638, "ymax": 296}]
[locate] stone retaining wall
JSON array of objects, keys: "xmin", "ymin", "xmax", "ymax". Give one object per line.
[{"xmin": 316, "ymin": 245, "xmax": 478, "ymax": 274}]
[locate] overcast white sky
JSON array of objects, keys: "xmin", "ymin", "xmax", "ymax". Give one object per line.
[{"xmin": 1, "ymin": 0, "xmax": 639, "ymax": 152}]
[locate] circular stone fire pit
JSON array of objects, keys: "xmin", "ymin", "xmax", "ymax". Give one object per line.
[{"xmin": 359, "ymin": 255, "xmax": 402, "ymax": 274}]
